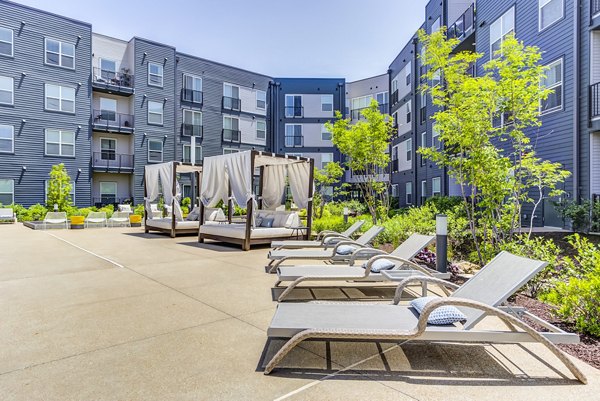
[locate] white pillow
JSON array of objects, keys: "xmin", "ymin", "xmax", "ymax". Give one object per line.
[
  {"xmin": 410, "ymin": 296, "xmax": 467, "ymax": 325},
  {"xmin": 362, "ymin": 258, "xmax": 395, "ymax": 273},
  {"xmin": 336, "ymin": 245, "xmax": 357, "ymax": 255}
]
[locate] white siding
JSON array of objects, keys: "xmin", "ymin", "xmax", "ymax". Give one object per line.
[
  {"xmin": 239, "ymin": 115, "xmax": 267, "ymax": 146},
  {"xmin": 396, "ymin": 102, "xmax": 411, "ymax": 135},
  {"xmin": 398, "ymin": 139, "xmax": 412, "ymax": 172},
  {"xmin": 301, "ymin": 94, "xmax": 334, "ymax": 118},
  {"xmin": 92, "ymin": 33, "xmax": 132, "ymax": 73},
  {"xmin": 301, "ymin": 123, "xmax": 333, "ymax": 147},
  {"xmin": 239, "ymin": 86, "xmax": 267, "ymax": 116}
]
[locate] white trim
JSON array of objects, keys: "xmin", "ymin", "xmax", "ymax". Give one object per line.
[
  {"xmin": 405, "ymin": 138, "xmax": 412, "ymax": 162},
  {"xmin": 0, "ymin": 75, "xmax": 13, "ymax": 105},
  {"xmin": 490, "ymin": 6, "xmax": 515, "ymax": 60},
  {"xmin": 0, "ymin": 26, "xmax": 13, "ymax": 57},
  {"xmin": 44, "ymin": 37, "xmax": 75, "ymax": 70},
  {"xmin": 99, "ymin": 137, "xmax": 117, "ymax": 161},
  {"xmin": 432, "ymin": 125, "xmax": 441, "ymax": 149},
  {"xmin": 183, "ymin": 73, "xmax": 202, "ymax": 91},
  {"xmin": 99, "ymin": 181, "xmax": 118, "ymax": 199},
  {"xmin": 223, "ymin": 148, "xmax": 240, "ymax": 155},
  {"xmin": 321, "ymin": 94, "xmax": 334, "ymax": 113},
  {"xmin": 99, "ymin": 58, "xmax": 117, "ymax": 73},
  {"xmin": 538, "ymin": 0, "xmax": 564, "ymax": 32},
  {"xmin": 148, "ymin": 62, "xmax": 164, "ymax": 87},
  {"xmin": 256, "ymin": 89, "xmax": 267, "ymax": 110},
  {"xmin": 147, "ymin": 101, "xmax": 164, "ymax": 125},
  {"xmin": 285, "ymin": 94, "xmax": 303, "ymax": 117},
  {"xmin": 45, "ymin": 128, "xmax": 75, "ymax": 157},
  {"xmin": 405, "ymin": 181, "xmax": 412, "ymax": 205},
  {"xmin": 0, "ymin": 178, "xmax": 14, "ymax": 205},
  {"xmin": 183, "ymin": 108, "xmax": 202, "ymax": 126},
  {"xmin": 0, "ymin": 124, "xmax": 14, "ymax": 153},
  {"xmin": 256, "ymin": 119, "xmax": 266, "ymax": 140},
  {"xmin": 147, "ymin": 139, "xmax": 163, "ymax": 163},
  {"xmin": 421, "ymin": 179, "xmax": 427, "ymax": 200},
  {"xmin": 321, "ymin": 152, "xmax": 334, "ymax": 170},
  {"xmin": 432, "ymin": 176, "xmax": 441, "ymax": 197},
  {"xmin": 321, "ymin": 124, "xmax": 332, "ymax": 141},
  {"xmin": 541, "ymin": 57, "xmax": 564, "ymax": 115},
  {"xmin": 44, "ymin": 83, "xmax": 75, "ymax": 113}
]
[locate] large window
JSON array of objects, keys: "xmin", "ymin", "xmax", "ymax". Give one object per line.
[
  {"xmin": 406, "ymin": 101, "xmax": 412, "ymax": 123},
  {"xmin": 285, "ymin": 124, "xmax": 303, "ymax": 147},
  {"xmin": 223, "ymin": 83, "xmax": 240, "ymax": 110},
  {"xmin": 45, "ymin": 38, "xmax": 74, "ymax": 69},
  {"xmin": 432, "ymin": 125, "xmax": 441, "ymax": 149},
  {"xmin": 148, "ymin": 140, "xmax": 163, "ymax": 162},
  {"xmin": 0, "ymin": 179, "xmax": 14, "ymax": 205},
  {"xmin": 148, "ymin": 101, "xmax": 163, "ymax": 125},
  {"xmin": 285, "ymin": 95, "xmax": 302, "ymax": 117},
  {"xmin": 0, "ymin": 125, "xmax": 13, "ymax": 153},
  {"xmin": 45, "ymin": 129, "xmax": 75, "ymax": 157},
  {"xmin": 542, "ymin": 58, "xmax": 563, "ymax": 113},
  {"xmin": 405, "ymin": 138, "xmax": 412, "ymax": 162},
  {"xmin": 321, "ymin": 94, "xmax": 333, "ymax": 112},
  {"xmin": 539, "ymin": 0, "xmax": 563, "ymax": 31},
  {"xmin": 183, "ymin": 109, "xmax": 202, "ymax": 136},
  {"xmin": 256, "ymin": 120, "xmax": 266, "ymax": 140},
  {"xmin": 490, "ymin": 7, "xmax": 515, "ymax": 59},
  {"xmin": 0, "ymin": 27, "xmax": 13, "ymax": 57},
  {"xmin": 256, "ymin": 90, "xmax": 266, "ymax": 109},
  {"xmin": 0, "ymin": 76, "xmax": 13, "ymax": 105},
  {"xmin": 223, "ymin": 116, "xmax": 240, "ymax": 142},
  {"xmin": 421, "ymin": 180, "xmax": 427, "ymax": 203},
  {"xmin": 148, "ymin": 63, "xmax": 163, "ymax": 87},
  {"xmin": 405, "ymin": 182, "xmax": 412, "ymax": 205},
  {"xmin": 183, "ymin": 144, "xmax": 202, "ymax": 164},
  {"xmin": 431, "ymin": 17, "xmax": 441, "ymax": 33},
  {"xmin": 45, "ymin": 84, "xmax": 75, "ymax": 113},
  {"xmin": 405, "ymin": 61, "xmax": 412, "ymax": 86},
  {"xmin": 321, "ymin": 153, "xmax": 333, "ymax": 170},
  {"xmin": 99, "ymin": 97, "xmax": 117, "ymax": 121},
  {"xmin": 432, "ymin": 177, "xmax": 441, "ymax": 197},
  {"xmin": 99, "ymin": 58, "xmax": 117, "ymax": 80},
  {"xmin": 183, "ymin": 74, "xmax": 202, "ymax": 103},
  {"xmin": 99, "ymin": 182, "xmax": 117, "ymax": 204},
  {"xmin": 100, "ymin": 138, "xmax": 116, "ymax": 161}
]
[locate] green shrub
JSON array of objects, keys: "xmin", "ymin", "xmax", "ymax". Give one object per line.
[
  {"xmin": 19, "ymin": 204, "xmax": 49, "ymax": 221},
  {"xmin": 424, "ymin": 196, "xmax": 463, "ymax": 213},
  {"xmin": 312, "ymin": 215, "xmax": 353, "ymax": 234},
  {"xmin": 97, "ymin": 204, "xmax": 114, "ymax": 219},
  {"xmin": 134, "ymin": 204, "xmax": 144, "ymax": 216}
]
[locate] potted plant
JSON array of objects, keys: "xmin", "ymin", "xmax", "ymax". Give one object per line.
[
  {"xmin": 69, "ymin": 209, "xmax": 85, "ymax": 229},
  {"xmin": 129, "ymin": 210, "xmax": 142, "ymax": 227}
]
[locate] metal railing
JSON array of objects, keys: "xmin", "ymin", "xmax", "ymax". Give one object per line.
[
  {"xmin": 591, "ymin": 83, "xmax": 600, "ymax": 119},
  {"xmin": 285, "ymin": 135, "xmax": 303, "ymax": 147},
  {"xmin": 92, "ymin": 110, "xmax": 134, "ymax": 131},
  {"xmin": 593, "ymin": 0, "xmax": 600, "ymax": 17},
  {"xmin": 222, "ymin": 96, "xmax": 241, "ymax": 110},
  {"xmin": 222, "ymin": 128, "xmax": 241, "ymax": 142},
  {"xmin": 448, "ymin": 3, "xmax": 475, "ymax": 40},
  {"xmin": 181, "ymin": 88, "xmax": 203, "ymax": 104},
  {"xmin": 181, "ymin": 123, "xmax": 203, "ymax": 137},
  {"xmin": 92, "ymin": 152, "xmax": 134, "ymax": 170},
  {"xmin": 92, "ymin": 67, "xmax": 134, "ymax": 89},
  {"xmin": 284, "ymin": 106, "xmax": 304, "ymax": 118},
  {"xmin": 92, "ymin": 197, "xmax": 133, "ymax": 208}
]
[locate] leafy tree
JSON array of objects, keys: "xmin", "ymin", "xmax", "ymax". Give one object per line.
[
  {"xmin": 46, "ymin": 163, "xmax": 72, "ymax": 211},
  {"xmin": 418, "ymin": 29, "xmax": 570, "ymax": 264},
  {"xmin": 325, "ymin": 99, "xmax": 395, "ymax": 223},
  {"xmin": 313, "ymin": 161, "xmax": 344, "ymax": 218}
]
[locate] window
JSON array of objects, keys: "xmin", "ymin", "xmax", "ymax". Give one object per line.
[
  {"xmin": 321, "ymin": 153, "xmax": 333, "ymax": 170},
  {"xmin": 285, "ymin": 124, "xmax": 302, "ymax": 147},
  {"xmin": 541, "ymin": 59, "xmax": 563, "ymax": 113},
  {"xmin": 148, "ymin": 101, "xmax": 163, "ymax": 125},
  {"xmin": 391, "ymin": 184, "xmax": 398, "ymax": 197},
  {"xmin": 321, "ymin": 95, "xmax": 333, "ymax": 112},
  {"xmin": 421, "ymin": 132, "xmax": 427, "ymax": 166},
  {"xmin": 0, "ymin": 125, "xmax": 13, "ymax": 153},
  {"xmin": 45, "ymin": 129, "xmax": 75, "ymax": 157},
  {"xmin": 351, "ymin": 95, "xmax": 373, "ymax": 119},
  {"xmin": 223, "ymin": 148, "xmax": 240, "ymax": 155},
  {"xmin": 431, "ymin": 17, "xmax": 441, "ymax": 33},
  {"xmin": 405, "ymin": 61, "xmax": 412, "ymax": 86},
  {"xmin": 223, "ymin": 116, "xmax": 240, "ymax": 142},
  {"xmin": 100, "ymin": 138, "xmax": 116, "ymax": 161},
  {"xmin": 490, "ymin": 7, "xmax": 515, "ymax": 59},
  {"xmin": 99, "ymin": 97, "xmax": 117, "ymax": 121},
  {"xmin": 0, "ymin": 27, "xmax": 13, "ymax": 57},
  {"xmin": 256, "ymin": 120, "xmax": 266, "ymax": 139},
  {"xmin": 99, "ymin": 182, "xmax": 117, "ymax": 204},
  {"xmin": 420, "ymin": 90, "xmax": 427, "ymax": 123},
  {"xmin": 432, "ymin": 125, "xmax": 441, "ymax": 149},
  {"xmin": 183, "ymin": 144, "xmax": 202, "ymax": 164},
  {"xmin": 431, "ymin": 69, "xmax": 441, "ymax": 87},
  {"xmin": 148, "ymin": 140, "xmax": 163, "ymax": 162},
  {"xmin": 148, "ymin": 63, "xmax": 163, "ymax": 87},
  {"xmin": 405, "ymin": 138, "xmax": 412, "ymax": 162},
  {"xmin": 421, "ymin": 180, "xmax": 427, "ymax": 203},
  {"xmin": 286, "ymin": 152, "xmax": 303, "ymax": 158},
  {"xmin": 183, "ymin": 109, "xmax": 202, "ymax": 136},
  {"xmin": 183, "ymin": 74, "xmax": 202, "ymax": 103},
  {"xmin": 45, "ymin": 38, "xmax": 74, "ymax": 69},
  {"xmin": 406, "ymin": 102, "xmax": 412, "ymax": 123},
  {"xmin": 376, "ymin": 92, "xmax": 388, "ymax": 111},
  {"xmin": 285, "ymin": 95, "xmax": 302, "ymax": 117},
  {"xmin": 45, "ymin": 84, "xmax": 75, "ymax": 113},
  {"xmin": 539, "ymin": 0, "xmax": 563, "ymax": 31},
  {"xmin": 0, "ymin": 76, "xmax": 13, "ymax": 105},
  {"xmin": 392, "ymin": 144, "xmax": 399, "ymax": 172},
  {"xmin": 0, "ymin": 179, "xmax": 14, "ymax": 205},
  {"xmin": 432, "ymin": 177, "xmax": 441, "ymax": 197},
  {"xmin": 45, "ymin": 180, "xmax": 75, "ymax": 204},
  {"xmin": 99, "ymin": 59, "xmax": 117, "ymax": 79},
  {"xmin": 321, "ymin": 124, "xmax": 332, "ymax": 141},
  {"xmin": 223, "ymin": 83, "xmax": 240, "ymax": 110},
  {"xmin": 405, "ymin": 182, "xmax": 412, "ymax": 205},
  {"xmin": 256, "ymin": 90, "xmax": 266, "ymax": 109}
]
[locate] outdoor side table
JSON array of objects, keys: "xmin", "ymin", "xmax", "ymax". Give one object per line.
[{"xmin": 290, "ymin": 226, "xmax": 308, "ymax": 239}]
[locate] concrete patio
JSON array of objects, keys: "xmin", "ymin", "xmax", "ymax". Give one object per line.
[{"xmin": 0, "ymin": 224, "xmax": 598, "ymax": 401}]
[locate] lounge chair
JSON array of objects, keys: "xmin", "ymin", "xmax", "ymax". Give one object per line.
[
  {"xmin": 118, "ymin": 204, "xmax": 133, "ymax": 214},
  {"xmin": 43, "ymin": 212, "xmax": 68, "ymax": 229},
  {"xmin": 0, "ymin": 208, "xmax": 16, "ymax": 223},
  {"xmin": 263, "ymin": 251, "xmax": 587, "ymax": 383},
  {"xmin": 266, "ymin": 225, "xmax": 385, "ymax": 272},
  {"xmin": 271, "ymin": 220, "xmax": 366, "ymax": 250},
  {"xmin": 85, "ymin": 211, "xmax": 107, "ymax": 228},
  {"xmin": 108, "ymin": 211, "xmax": 131, "ymax": 227},
  {"xmin": 275, "ymin": 233, "xmax": 437, "ymax": 301}
]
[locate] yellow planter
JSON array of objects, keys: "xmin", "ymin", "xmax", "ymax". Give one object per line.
[
  {"xmin": 70, "ymin": 216, "xmax": 84, "ymax": 225},
  {"xmin": 129, "ymin": 215, "xmax": 142, "ymax": 224}
]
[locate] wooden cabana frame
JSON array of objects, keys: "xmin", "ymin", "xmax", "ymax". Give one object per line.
[
  {"xmin": 144, "ymin": 161, "xmax": 202, "ymax": 238},
  {"xmin": 198, "ymin": 150, "xmax": 314, "ymax": 251}
]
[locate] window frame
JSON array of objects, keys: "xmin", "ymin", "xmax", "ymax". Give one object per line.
[
  {"xmin": 405, "ymin": 182, "xmax": 412, "ymax": 205},
  {"xmin": 421, "ymin": 132, "xmax": 427, "ymax": 166},
  {"xmin": 539, "ymin": 0, "xmax": 563, "ymax": 32},
  {"xmin": 285, "ymin": 94, "xmax": 303, "ymax": 117},
  {"xmin": 183, "ymin": 73, "xmax": 202, "ymax": 91},
  {"xmin": 321, "ymin": 94, "xmax": 334, "ymax": 113},
  {"xmin": 0, "ymin": 26, "xmax": 13, "ymax": 57},
  {"xmin": 100, "ymin": 137, "xmax": 117, "ymax": 161},
  {"xmin": 405, "ymin": 138, "xmax": 412, "ymax": 162},
  {"xmin": 321, "ymin": 153, "xmax": 334, "ymax": 170},
  {"xmin": 182, "ymin": 143, "xmax": 203, "ymax": 164},
  {"xmin": 223, "ymin": 148, "xmax": 240, "ymax": 155},
  {"xmin": 147, "ymin": 139, "xmax": 163, "ymax": 163},
  {"xmin": 256, "ymin": 90, "xmax": 266, "ymax": 110},
  {"xmin": 432, "ymin": 125, "xmax": 441, "ymax": 149},
  {"xmin": 541, "ymin": 57, "xmax": 563, "ymax": 115},
  {"xmin": 45, "ymin": 128, "xmax": 75, "ymax": 157},
  {"xmin": 147, "ymin": 101, "xmax": 164, "ymax": 125},
  {"xmin": 256, "ymin": 120, "xmax": 266, "ymax": 140},
  {"xmin": 0, "ymin": 124, "xmax": 14, "ymax": 153},
  {"xmin": 432, "ymin": 177, "xmax": 441, "ymax": 197},
  {"xmin": 0, "ymin": 75, "xmax": 13, "ymax": 105},
  {"xmin": 44, "ymin": 83, "xmax": 75, "ymax": 113},
  {"xmin": 183, "ymin": 108, "xmax": 202, "ymax": 127},
  {"xmin": 321, "ymin": 124, "xmax": 332, "ymax": 141},
  {"xmin": 44, "ymin": 37, "xmax": 75, "ymax": 69},
  {"xmin": 421, "ymin": 180, "xmax": 427, "ymax": 203},
  {"xmin": 0, "ymin": 178, "xmax": 14, "ymax": 205},
  {"xmin": 490, "ymin": 6, "xmax": 515, "ymax": 60},
  {"xmin": 148, "ymin": 62, "xmax": 164, "ymax": 87}
]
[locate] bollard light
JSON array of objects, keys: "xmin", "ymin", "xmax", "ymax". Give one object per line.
[
  {"xmin": 343, "ymin": 207, "xmax": 349, "ymax": 224},
  {"xmin": 436, "ymin": 214, "xmax": 448, "ymax": 273},
  {"xmin": 54, "ymin": 203, "xmax": 59, "ymax": 212},
  {"xmin": 436, "ymin": 214, "xmax": 448, "ymax": 235}
]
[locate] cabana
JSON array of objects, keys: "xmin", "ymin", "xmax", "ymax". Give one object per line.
[
  {"xmin": 144, "ymin": 161, "xmax": 202, "ymax": 238},
  {"xmin": 198, "ymin": 151, "xmax": 314, "ymax": 251}
]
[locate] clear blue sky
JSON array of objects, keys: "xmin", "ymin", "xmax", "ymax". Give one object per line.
[{"xmin": 13, "ymin": 0, "xmax": 428, "ymax": 81}]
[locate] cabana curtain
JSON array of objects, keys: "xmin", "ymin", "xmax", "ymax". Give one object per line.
[
  {"xmin": 262, "ymin": 165, "xmax": 287, "ymax": 210},
  {"xmin": 287, "ymin": 161, "xmax": 311, "ymax": 209},
  {"xmin": 145, "ymin": 162, "xmax": 184, "ymax": 221}
]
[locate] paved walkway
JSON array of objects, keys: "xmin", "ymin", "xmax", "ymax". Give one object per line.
[{"xmin": 0, "ymin": 224, "xmax": 598, "ymax": 400}]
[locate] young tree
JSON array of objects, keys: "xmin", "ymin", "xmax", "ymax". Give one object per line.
[
  {"xmin": 418, "ymin": 29, "xmax": 570, "ymax": 264},
  {"xmin": 46, "ymin": 163, "xmax": 73, "ymax": 211},
  {"xmin": 313, "ymin": 161, "xmax": 344, "ymax": 218},
  {"xmin": 325, "ymin": 99, "xmax": 395, "ymax": 223}
]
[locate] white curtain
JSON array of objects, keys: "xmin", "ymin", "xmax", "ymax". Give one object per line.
[
  {"xmin": 224, "ymin": 151, "xmax": 253, "ymax": 207},
  {"xmin": 261, "ymin": 164, "xmax": 287, "ymax": 210},
  {"xmin": 287, "ymin": 161, "xmax": 311, "ymax": 209},
  {"xmin": 144, "ymin": 164, "xmax": 161, "ymax": 217},
  {"xmin": 200, "ymin": 155, "xmax": 229, "ymax": 207}
]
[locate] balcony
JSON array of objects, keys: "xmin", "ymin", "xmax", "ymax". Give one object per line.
[
  {"xmin": 91, "ymin": 152, "xmax": 134, "ymax": 173},
  {"xmin": 181, "ymin": 123, "xmax": 203, "ymax": 137},
  {"xmin": 284, "ymin": 106, "xmax": 304, "ymax": 118},
  {"xmin": 222, "ymin": 96, "xmax": 241, "ymax": 111},
  {"xmin": 448, "ymin": 3, "xmax": 475, "ymax": 42},
  {"xmin": 222, "ymin": 129, "xmax": 241, "ymax": 143},
  {"xmin": 91, "ymin": 68, "xmax": 134, "ymax": 96},
  {"xmin": 181, "ymin": 88, "xmax": 203, "ymax": 104},
  {"xmin": 591, "ymin": 83, "xmax": 600, "ymax": 119},
  {"xmin": 594, "ymin": 0, "xmax": 600, "ymax": 17},
  {"xmin": 92, "ymin": 110, "xmax": 134, "ymax": 133},
  {"xmin": 285, "ymin": 135, "xmax": 303, "ymax": 147},
  {"xmin": 391, "ymin": 90, "xmax": 399, "ymax": 105}
]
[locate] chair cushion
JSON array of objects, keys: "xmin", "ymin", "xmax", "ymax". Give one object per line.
[
  {"xmin": 362, "ymin": 258, "xmax": 395, "ymax": 273},
  {"xmin": 254, "ymin": 217, "xmax": 263, "ymax": 227},
  {"xmin": 410, "ymin": 296, "xmax": 467, "ymax": 325},
  {"xmin": 260, "ymin": 217, "xmax": 274, "ymax": 228},
  {"xmin": 186, "ymin": 207, "xmax": 200, "ymax": 221},
  {"xmin": 336, "ymin": 245, "xmax": 357, "ymax": 255}
]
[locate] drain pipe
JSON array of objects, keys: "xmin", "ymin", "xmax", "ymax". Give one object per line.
[{"xmin": 573, "ymin": 0, "xmax": 580, "ymax": 203}]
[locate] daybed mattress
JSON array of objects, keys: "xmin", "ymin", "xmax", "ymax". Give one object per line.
[
  {"xmin": 199, "ymin": 223, "xmax": 294, "ymax": 239},
  {"xmin": 146, "ymin": 219, "xmax": 200, "ymax": 230}
]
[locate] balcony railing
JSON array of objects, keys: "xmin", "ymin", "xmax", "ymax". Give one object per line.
[
  {"xmin": 590, "ymin": 82, "xmax": 600, "ymax": 119},
  {"xmin": 284, "ymin": 106, "xmax": 304, "ymax": 118},
  {"xmin": 448, "ymin": 3, "xmax": 475, "ymax": 40},
  {"xmin": 181, "ymin": 123, "xmax": 203, "ymax": 137},
  {"xmin": 92, "ymin": 197, "xmax": 133, "ymax": 208},
  {"xmin": 593, "ymin": 0, "xmax": 600, "ymax": 17},
  {"xmin": 92, "ymin": 152, "xmax": 134, "ymax": 171},
  {"xmin": 285, "ymin": 135, "xmax": 303, "ymax": 147},
  {"xmin": 391, "ymin": 90, "xmax": 399, "ymax": 105},
  {"xmin": 181, "ymin": 88, "xmax": 203, "ymax": 104},
  {"xmin": 92, "ymin": 110, "xmax": 134, "ymax": 132},
  {"xmin": 222, "ymin": 128, "xmax": 241, "ymax": 143},
  {"xmin": 222, "ymin": 96, "xmax": 241, "ymax": 111},
  {"xmin": 92, "ymin": 67, "xmax": 134, "ymax": 92}
]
